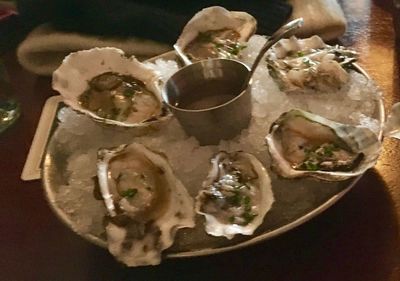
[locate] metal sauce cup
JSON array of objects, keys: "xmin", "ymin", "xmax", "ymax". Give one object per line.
[{"xmin": 162, "ymin": 58, "xmax": 252, "ymax": 145}]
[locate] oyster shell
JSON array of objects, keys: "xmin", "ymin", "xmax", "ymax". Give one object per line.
[
  {"xmin": 266, "ymin": 109, "xmax": 381, "ymax": 181},
  {"xmin": 52, "ymin": 47, "xmax": 169, "ymax": 128},
  {"xmin": 266, "ymin": 35, "xmax": 358, "ymax": 93},
  {"xmin": 195, "ymin": 151, "xmax": 274, "ymax": 239},
  {"xmin": 97, "ymin": 143, "xmax": 195, "ymax": 266},
  {"xmin": 175, "ymin": 6, "xmax": 256, "ymax": 64}
]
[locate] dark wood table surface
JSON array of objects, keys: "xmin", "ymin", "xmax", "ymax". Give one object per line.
[{"xmin": 1, "ymin": 1, "xmax": 399, "ymax": 280}]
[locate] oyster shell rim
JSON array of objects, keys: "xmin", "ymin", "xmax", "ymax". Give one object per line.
[
  {"xmin": 265, "ymin": 35, "xmax": 359, "ymax": 94},
  {"xmin": 265, "ymin": 108, "xmax": 382, "ymax": 181},
  {"xmin": 174, "ymin": 6, "xmax": 257, "ymax": 64},
  {"xmin": 95, "ymin": 142, "xmax": 196, "ymax": 266},
  {"xmin": 194, "ymin": 151, "xmax": 275, "ymax": 240},
  {"xmin": 52, "ymin": 47, "xmax": 172, "ymax": 128}
]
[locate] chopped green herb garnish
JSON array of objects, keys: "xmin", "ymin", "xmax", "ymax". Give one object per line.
[
  {"xmin": 228, "ymin": 43, "xmax": 246, "ymax": 56},
  {"xmin": 296, "ymin": 140, "xmax": 358, "ymax": 172},
  {"xmin": 297, "ymin": 51, "xmax": 305, "ymax": 57},
  {"xmin": 227, "ymin": 192, "xmax": 242, "ymax": 207},
  {"xmin": 323, "ymin": 145, "xmax": 334, "ymax": 157},
  {"xmin": 242, "ymin": 212, "xmax": 257, "ymax": 225},
  {"xmin": 303, "ymin": 161, "xmax": 320, "ymax": 171},
  {"xmin": 121, "ymin": 188, "xmax": 138, "ymax": 198},
  {"xmin": 123, "ymin": 88, "xmax": 135, "ymax": 98},
  {"xmin": 243, "ymin": 195, "xmax": 251, "ymax": 206}
]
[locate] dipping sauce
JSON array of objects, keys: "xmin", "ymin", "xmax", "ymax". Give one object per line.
[
  {"xmin": 184, "ymin": 29, "xmax": 245, "ymax": 62},
  {"xmin": 174, "ymin": 79, "xmax": 239, "ymax": 110},
  {"xmin": 79, "ymin": 72, "xmax": 161, "ymax": 123}
]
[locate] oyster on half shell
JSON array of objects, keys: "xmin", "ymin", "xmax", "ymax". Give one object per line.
[
  {"xmin": 174, "ymin": 6, "xmax": 256, "ymax": 64},
  {"xmin": 195, "ymin": 151, "xmax": 274, "ymax": 239},
  {"xmin": 52, "ymin": 47, "xmax": 169, "ymax": 128},
  {"xmin": 266, "ymin": 109, "xmax": 381, "ymax": 181},
  {"xmin": 97, "ymin": 143, "xmax": 195, "ymax": 266},
  {"xmin": 266, "ymin": 36, "xmax": 358, "ymax": 93}
]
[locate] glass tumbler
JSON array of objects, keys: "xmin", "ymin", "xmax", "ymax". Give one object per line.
[{"xmin": 0, "ymin": 58, "xmax": 20, "ymax": 133}]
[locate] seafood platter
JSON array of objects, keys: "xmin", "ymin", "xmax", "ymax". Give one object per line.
[{"xmin": 43, "ymin": 7, "xmax": 385, "ymax": 266}]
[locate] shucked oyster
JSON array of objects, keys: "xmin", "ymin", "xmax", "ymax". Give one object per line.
[
  {"xmin": 97, "ymin": 143, "xmax": 195, "ymax": 266},
  {"xmin": 53, "ymin": 47, "xmax": 169, "ymax": 128},
  {"xmin": 266, "ymin": 36, "xmax": 358, "ymax": 93},
  {"xmin": 266, "ymin": 109, "xmax": 381, "ymax": 181},
  {"xmin": 175, "ymin": 6, "xmax": 256, "ymax": 64},
  {"xmin": 196, "ymin": 151, "xmax": 274, "ymax": 239}
]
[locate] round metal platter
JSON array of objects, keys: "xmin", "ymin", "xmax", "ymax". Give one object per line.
[{"xmin": 42, "ymin": 51, "xmax": 385, "ymax": 259}]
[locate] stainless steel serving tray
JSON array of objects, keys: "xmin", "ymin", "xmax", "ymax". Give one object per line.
[{"xmin": 42, "ymin": 51, "xmax": 385, "ymax": 258}]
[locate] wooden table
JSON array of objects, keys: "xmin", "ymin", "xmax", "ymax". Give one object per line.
[{"xmin": 1, "ymin": 1, "xmax": 399, "ymax": 280}]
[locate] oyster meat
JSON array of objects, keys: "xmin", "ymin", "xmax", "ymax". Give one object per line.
[
  {"xmin": 175, "ymin": 6, "xmax": 256, "ymax": 63},
  {"xmin": 78, "ymin": 72, "xmax": 161, "ymax": 123},
  {"xmin": 266, "ymin": 109, "xmax": 381, "ymax": 181},
  {"xmin": 195, "ymin": 151, "xmax": 274, "ymax": 239},
  {"xmin": 97, "ymin": 143, "xmax": 195, "ymax": 266},
  {"xmin": 266, "ymin": 35, "xmax": 358, "ymax": 93},
  {"xmin": 53, "ymin": 47, "xmax": 169, "ymax": 128}
]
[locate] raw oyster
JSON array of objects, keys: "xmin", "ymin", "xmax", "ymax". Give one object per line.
[
  {"xmin": 195, "ymin": 151, "xmax": 274, "ymax": 239},
  {"xmin": 266, "ymin": 109, "xmax": 381, "ymax": 181},
  {"xmin": 175, "ymin": 6, "xmax": 256, "ymax": 64},
  {"xmin": 52, "ymin": 47, "xmax": 169, "ymax": 128},
  {"xmin": 266, "ymin": 35, "xmax": 358, "ymax": 93},
  {"xmin": 97, "ymin": 143, "xmax": 195, "ymax": 266}
]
